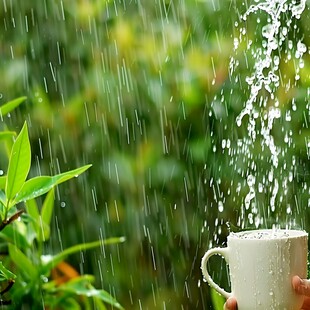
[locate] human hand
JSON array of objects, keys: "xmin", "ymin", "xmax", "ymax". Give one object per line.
[
  {"xmin": 223, "ymin": 297, "xmax": 237, "ymax": 310},
  {"xmin": 224, "ymin": 276, "xmax": 310, "ymax": 310},
  {"xmin": 292, "ymin": 276, "xmax": 310, "ymax": 309}
]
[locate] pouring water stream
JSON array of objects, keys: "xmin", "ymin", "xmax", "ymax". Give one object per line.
[{"xmin": 229, "ymin": 0, "xmax": 307, "ymax": 229}]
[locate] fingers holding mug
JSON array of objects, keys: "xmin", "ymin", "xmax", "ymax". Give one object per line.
[
  {"xmin": 224, "ymin": 297, "xmax": 238, "ymax": 310},
  {"xmin": 293, "ymin": 276, "xmax": 310, "ymax": 297}
]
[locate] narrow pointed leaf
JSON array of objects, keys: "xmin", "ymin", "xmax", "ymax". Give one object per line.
[
  {"xmin": 57, "ymin": 276, "xmax": 123, "ymax": 309},
  {"xmin": 51, "ymin": 164, "xmax": 92, "ymax": 185},
  {"xmin": 14, "ymin": 176, "xmax": 53, "ymax": 203},
  {"xmin": 8, "ymin": 243, "xmax": 36, "ymax": 279},
  {"xmin": 0, "ymin": 96, "xmax": 27, "ymax": 117},
  {"xmin": 41, "ymin": 188, "xmax": 54, "ymax": 226},
  {"xmin": 14, "ymin": 165, "xmax": 92, "ymax": 204},
  {"xmin": 6, "ymin": 122, "xmax": 31, "ymax": 202},
  {"xmin": 0, "ymin": 176, "xmax": 5, "ymax": 189},
  {"xmin": 25, "ymin": 199, "xmax": 41, "ymax": 240},
  {"xmin": 42, "ymin": 237, "xmax": 125, "ymax": 270},
  {"xmin": 0, "ymin": 191, "xmax": 6, "ymax": 207},
  {"xmin": 41, "ymin": 188, "xmax": 55, "ymax": 240},
  {"xmin": 25, "ymin": 199, "xmax": 40, "ymax": 223}
]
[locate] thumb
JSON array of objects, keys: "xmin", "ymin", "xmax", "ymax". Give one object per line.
[
  {"xmin": 224, "ymin": 297, "xmax": 238, "ymax": 310},
  {"xmin": 293, "ymin": 276, "xmax": 310, "ymax": 297}
]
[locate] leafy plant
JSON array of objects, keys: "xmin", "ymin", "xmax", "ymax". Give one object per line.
[
  {"xmin": 211, "ymin": 288, "xmax": 225, "ymax": 310},
  {"xmin": 0, "ymin": 97, "xmax": 124, "ymax": 308}
]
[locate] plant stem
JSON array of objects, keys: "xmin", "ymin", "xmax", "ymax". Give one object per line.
[{"xmin": 0, "ymin": 210, "xmax": 24, "ymax": 231}]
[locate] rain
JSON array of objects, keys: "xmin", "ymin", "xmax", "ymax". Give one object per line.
[{"xmin": 1, "ymin": 0, "xmax": 310, "ymax": 309}]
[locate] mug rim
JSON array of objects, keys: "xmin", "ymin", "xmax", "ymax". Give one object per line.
[{"xmin": 228, "ymin": 229, "xmax": 308, "ymax": 241}]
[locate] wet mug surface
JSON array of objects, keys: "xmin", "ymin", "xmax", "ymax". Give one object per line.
[{"xmin": 201, "ymin": 229, "xmax": 308, "ymax": 310}]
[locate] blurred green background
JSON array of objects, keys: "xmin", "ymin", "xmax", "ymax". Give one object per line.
[{"xmin": 1, "ymin": 0, "xmax": 310, "ymax": 308}]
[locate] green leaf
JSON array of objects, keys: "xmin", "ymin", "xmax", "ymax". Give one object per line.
[
  {"xmin": 0, "ymin": 131, "xmax": 16, "ymax": 141},
  {"xmin": 0, "ymin": 262, "xmax": 16, "ymax": 282},
  {"xmin": 14, "ymin": 165, "xmax": 92, "ymax": 204},
  {"xmin": 25, "ymin": 199, "xmax": 40, "ymax": 223},
  {"xmin": 57, "ymin": 275, "xmax": 123, "ymax": 309},
  {"xmin": 8, "ymin": 243, "xmax": 36, "ymax": 279},
  {"xmin": 211, "ymin": 287, "xmax": 225, "ymax": 310},
  {"xmin": 25, "ymin": 199, "xmax": 41, "ymax": 241},
  {"xmin": 93, "ymin": 298, "xmax": 108, "ymax": 310},
  {"xmin": 0, "ymin": 190, "xmax": 6, "ymax": 207},
  {"xmin": 15, "ymin": 176, "xmax": 52, "ymax": 204},
  {"xmin": 0, "ymin": 96, "xmax": 27, "ymax": 117},
  {"xmin": 41, "ymin": 188, "xmax": 54, "ymax": 226},
  {"xmin": 0, "ymin": 177, "xmax": 5, "ymax": 189},
  {"xmin": 6, "ymin": 122, "xmax": 31, "ymax": 203},
  {"xmin": 42, "ymin": 237, "xmax": 125, "ymax": 271},
  {"xmin": 40, "ymin": 188, "xmax": 55, "ymax": 240},
  {"xmin": 0, "ymin": 221, "xmax": 29, "ymax": 250},
  {"xmin": 52, "ymin": 164, "xmax": 92, "ymax": 185},
  {"xmin": 45, "ymin": 296, "xmax": 81, "ymax": 310}
]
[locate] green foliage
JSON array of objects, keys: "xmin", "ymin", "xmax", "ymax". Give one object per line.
[
  {"xmin": 0, "ymin": 98, "xmax": 124, "ymax": 308},
  {"xmin": 51, "ymin": 275, "xmax": 123, "ymax": 309},
  {"xmin": 211, "ymin": 288, "xmax": 225, "ymax": 310},
  {"xmin": 14, "ymin": 165, "xmax": 92, "ymax": 204},
  {"xmin": 2, "ymin": 1, "xmax": 310, "ymax": 308},
  {"xmin": 43, "ymin": 237, "xmax": 126, "ymax": 272},
  {"xmin": 0, "ymin": 97, "xmax": 27, "ymax": 118},
  {"xmin": 6, "ymin": 122, "xmax": 31, "ymax": 205},
  {"xmin": 0, "ymin": 262, "xmax": 16, "ymax": 282}
]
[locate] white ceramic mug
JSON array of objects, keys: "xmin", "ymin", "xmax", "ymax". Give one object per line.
[{"xmin": 201, "ymin": 229, "xmax": 308, "ymax": 309}]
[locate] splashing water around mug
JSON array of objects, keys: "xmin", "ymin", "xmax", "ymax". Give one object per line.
[{"xmin": 224, "ymin": 0, "xmax": 308, "ymax": 229}]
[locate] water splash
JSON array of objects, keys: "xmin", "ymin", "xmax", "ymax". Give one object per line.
[{"xmin": 231, "ymin": 0, "xmax": 307, "ymax": 227}]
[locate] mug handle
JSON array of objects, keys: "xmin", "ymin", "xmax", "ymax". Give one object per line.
[{"xmin": 201, "ymin": 247, "xmax": 232, "ymax": 299}]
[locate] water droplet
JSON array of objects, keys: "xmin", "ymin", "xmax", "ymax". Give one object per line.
[
  {"xmin": 247, "ymin": 174, "xmax": 255, "ymax": 187},
  {"xmin": 41, "ymin": 275, "xmax": 48, "ymax": 283},
  {"xmin": 218, "ymin": 201, "xmax": 224, "ymax": 213}
]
